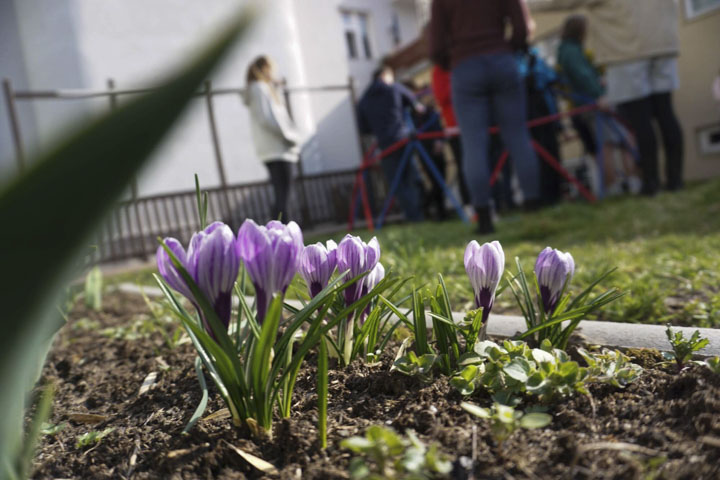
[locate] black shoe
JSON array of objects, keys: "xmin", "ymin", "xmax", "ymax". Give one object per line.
[{"xmin": 475, "ymin": 206, "xmax": 495, "ymax": 234}]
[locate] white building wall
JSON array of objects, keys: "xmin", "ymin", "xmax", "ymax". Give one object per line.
[{"xmin": 0, "ymin": 0, "xmax": 422, "ymax": 195}]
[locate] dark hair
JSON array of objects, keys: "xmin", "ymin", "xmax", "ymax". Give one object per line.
[
  {"xmin": 561, "ymin": 14, "xmax": 587, "ymax": 43},
  {"xmin": 246, "ymin": 55, "xmax": 273, "ymax": 85}
]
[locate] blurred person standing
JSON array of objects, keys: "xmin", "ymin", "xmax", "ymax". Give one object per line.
[
  {"xmin": 430, "ymin": 0, "xmax": 541, "ymax": 234},
  {"xmin": 244, "ymin": 55, "xmax": 301, "ymax": 221},
  {"xmin": 556, "ymin": 15, "xmax": 640, "ymax": 194},
  {"xmin": 358, "ymin": 64, "xmax": 425, "ymax": 222},
  {"xmin": 531, "ymin": 0, "xmax": 684, "ymax": 194}
]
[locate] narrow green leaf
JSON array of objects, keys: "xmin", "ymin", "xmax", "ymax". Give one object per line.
[
  {"xmin": 317, "ymin": 337, "xmax": 329, "ymax": 449},
  {"xmin": 183, "ymin": 356, "xmax": 210, "ymax": 434},
  {"xmin": 0, "ymin": 9, "xmax": 254, "ymax": 471}
]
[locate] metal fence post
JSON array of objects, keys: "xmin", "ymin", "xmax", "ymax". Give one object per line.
[
  {"xmin": 2, "ymin": 78, "xmax": 26, "ymax": 172},
  {"xmin": 203, "ymin": 80, "xmax": 233, "ymax": 227},
  {"xmin": 108, "ymin": 78, "xmax": 148, "ymax": 258},
  {"xmin": 281, "ymin": 78, "xmax": 312, "ymax": 227}
]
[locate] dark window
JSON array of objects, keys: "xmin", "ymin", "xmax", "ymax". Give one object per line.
[
  {"xmin": 345, "ymin": 31, "xmax": 358, "ymax": 59},
  {"xmin": 342, "ymin": 11, "xmax": 372, "ymax": 60}
]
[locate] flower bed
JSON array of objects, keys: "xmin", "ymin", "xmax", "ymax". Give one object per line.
[
  {"xmin": 31, "ymin": 206, "xmax": 720, "ymax": 479},
  {"xmin": 32, "ymin": 290, "xmax": 720, "ymax": 479}
]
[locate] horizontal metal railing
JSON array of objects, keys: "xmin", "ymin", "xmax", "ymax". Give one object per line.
[{"xmin": 89, "ymin": 166, "xmax": 392, "ymax": 263}]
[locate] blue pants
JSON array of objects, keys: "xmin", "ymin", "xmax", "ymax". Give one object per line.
[
  {"xmin": 380, "ymin": 148, "xmax": 424, "ymax": 222},
  {"xmin": 451, "ymin": 53, "xmax": 540, "ymax": 208}
]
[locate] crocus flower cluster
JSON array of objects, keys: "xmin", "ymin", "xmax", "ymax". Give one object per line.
[
  {"xmin": 464, "ymin": 240, "xmax": 505, "ymax": 318},
  {"xmin": 298, "ymin": 240, "xmax": 338, "ymax": 298},
  {"xmin": 336, "ymin": 234, "xmax": 381, "ymax": 307},
  {"xmin": 158, "ymin": 219, "xmax": 305, "ymax": 332},
  {"xmin": 157, "ymin": 221, "xmax": 240, "ymax": 332},
  {"xmin": 534, "ymin": 247, "xmax": 575, "ymax": 314},
  {"xmin": 236, "ymin": 220, "xmax": 304, "ymax": 322}
]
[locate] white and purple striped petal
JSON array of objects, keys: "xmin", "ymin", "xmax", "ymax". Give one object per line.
[
  {"xmin": 534, "ymin": 247, "xmax": 574, "ymax": 314},
  {"xmin": 189, "ymin": 222, "xmax": 240, "ymax": 329},
  {"xmin": 464, "ymin": 240, "xmax": 504, "ymax": 312},
  {"xmin": 157, "ymin": 221, "xmax": 239, "ymax": 334},
  {"xmin": 157, "ymin": 237, "xmax": 193, "ymax": 300},
  {"xmin": 236, "ymin": 219, "xmax": 304, "ymax": 322},
  {"xmin": 336, "ymin": 234, "xmax": 381, "ymax": 306},
  {"xmin": 299, "ymin": 240, "xmax": 338, "ymax": 298}
]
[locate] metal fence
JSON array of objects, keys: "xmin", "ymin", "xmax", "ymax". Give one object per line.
[
  {"xmin": 2, "ymin": 76, "xmax": 391, "ymax": 263},
  {"xmin": 91, "ymin": 167, "xmax": 389, "ymax": 263}
]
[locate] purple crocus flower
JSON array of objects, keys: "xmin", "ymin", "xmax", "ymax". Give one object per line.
[
  {"xmin": 236, "ymin": 219, "xmax": 304, "ymax": 322},
  {"xmin": 534, "ymin": 247, "xmax": 575, "ymax": 315},
  {"xmin": 299, "ymin": 240, "xmax": 338, "ymax": 298},
  {"xmin": 157, "ymin": 221, "xmax": 239, "ymax": 333},
  {"xmin": 336, "ymin": 234, "xmax": 380, "ymax": 306},
  {"xmin": 464, "ymin": 240, "xmax": 505, "ymax": 317},
  {"xmin": 360, "ymin": 261, "xmax": 385, "ymax": 321},
  {"xmin": 364, "ymin": 262, "xmax": 385, "ymax": 293}
]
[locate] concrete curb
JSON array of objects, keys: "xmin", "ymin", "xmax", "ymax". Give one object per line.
[{"xmin": 116, "ymin": 283, "xmax": 720, "ymax": 357}]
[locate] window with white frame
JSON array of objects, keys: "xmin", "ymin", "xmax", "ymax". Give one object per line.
[
  {"xmin": 341, "ymin": 11, "xmax": 373, "ymax": 60},
  {"xmin": 685, "ymin": 0, "xmax": 720, "ymax": 19}
]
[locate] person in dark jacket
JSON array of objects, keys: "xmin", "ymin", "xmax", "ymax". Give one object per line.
[
  {"xmin": 358, "ymin": 65, "xmax": 425, "ymax": 222},
  {"xmin": 430, "ymin": 0, "xmax": 541, "ymax": 234}
]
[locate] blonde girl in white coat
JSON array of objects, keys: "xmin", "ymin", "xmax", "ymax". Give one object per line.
[{"xmin": 244, "ymin": 56, "xmax": 301, "ymax": 220}]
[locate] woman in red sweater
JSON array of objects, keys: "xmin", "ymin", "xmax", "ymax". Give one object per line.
[{"xmin": 431, "ymin": 66, "xmax": 470, "ymax": 208}]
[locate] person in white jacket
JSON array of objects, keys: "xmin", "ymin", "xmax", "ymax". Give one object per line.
[
  {"xmin": 530, "ymin": 0, "xmax": 684, "ymax": 194},
  {"xmin": 244, "ymin": 55, "xmax": 301, "ymax": 220}
]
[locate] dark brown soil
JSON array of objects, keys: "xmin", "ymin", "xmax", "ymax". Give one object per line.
[{"xmin": 31, "ymin": 290, "xmax": 720, "ymax": 479}]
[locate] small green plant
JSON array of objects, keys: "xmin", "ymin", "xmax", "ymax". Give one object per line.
[
  {"xmin": 40, "ymin": 422, "xmax": 66, "ymax": 437},
  {"xmin": 705, "ymin": 356, "xmax": 720, "ymax": 374},
  {"xmin": 510, "ymin": 252, "xmax": 624, "ymax": 350},
  {"xmin": 577, "ymin": 348, "xmax": 643, "ymax": 387},
  {"xmin": 450, "ymin": 340, "xmax": 643, "ymax": 404},
  {"xmin": 664, "ymin": 325, "xmax": 709, "ymax": 371},
  {"xmin": 84, "ymin": 266, "xmax": 103, "ymax": 311},
  {"xmin": 388, "ymin": 275, "xmax": 494, "ymax": 378},
  {"xmin": 392, "ymin": 346, "xmax": 438, "ymax": 383},
  {"xmin": 75, "ymin": 427, "xmax": 115, "ymax": 449},
  {"xmin": 461, "ymin": 402, "xmax": 551, "ymax": 449},
  {"xmin": 341, "ymin": 425, "xmax": 452, "ymax": 480}
]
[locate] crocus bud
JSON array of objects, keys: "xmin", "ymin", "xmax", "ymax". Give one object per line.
[
  {"xmin": 336, "ymin": 234, "xmax": 380, "ymax": 306},
  {"xmin": 534, "ymin": 247, "xmax": 574, "ymax": 314},
  {"xmin": 360, "ymin": 262, "xmax": 386, "ymax": 322},
  {"xmin": 157, "ymin": 221, "xmax": 239, "ymax": 334},
  {"xmin": 187, "ymin": 222, "xmax": 240, "ymax": 330},
  {"xmin": 236, "ymin": 219, "xmax": 304, "ymax": 322},
  {"xmin": 364, "ymin": 262, "xmax": 385, "ymax": 293},
  {"xmin": 299, "ymin": 240, "xmax": 338, "ymax": 298},
  {"xmin": 464, "ymin": 240, "xmax": 504, "ymax": 312}
]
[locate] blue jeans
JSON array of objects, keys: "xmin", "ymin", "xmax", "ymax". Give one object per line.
[
  {"xmin": 451, "ymin": 53, "xmax": 540, "ymax": 208},
  {"xmin": 381, "ymin": 148, "xmax": 424, "ymax": 222}
]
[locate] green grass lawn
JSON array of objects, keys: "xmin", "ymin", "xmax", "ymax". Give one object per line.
[
  {"xmin": 110, "ymin": 179, "xmax": 720, "ymax": 328},
  {"xmin": 313, "ymin": 179, "xmax": 720, "ymax": 328}
]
